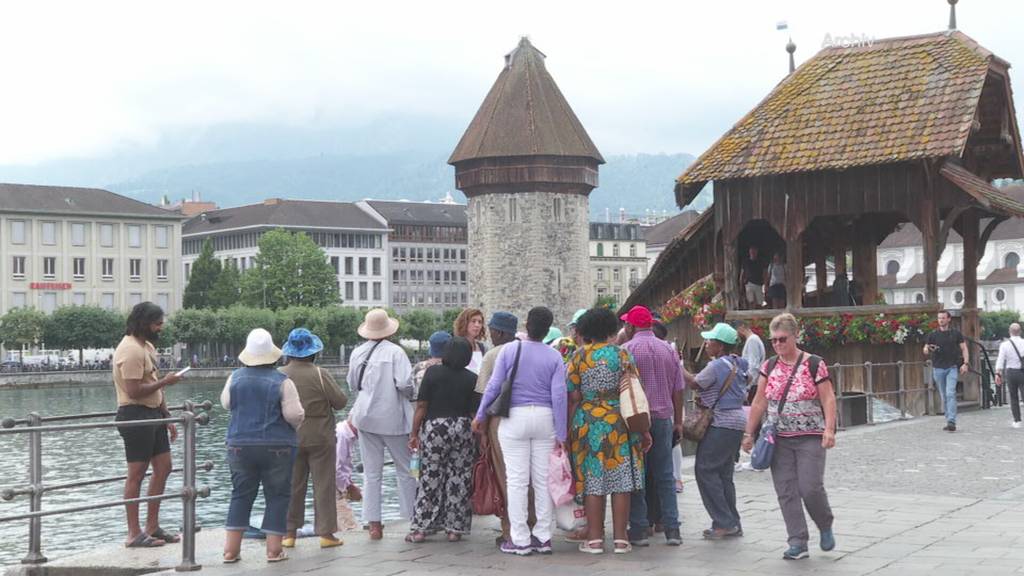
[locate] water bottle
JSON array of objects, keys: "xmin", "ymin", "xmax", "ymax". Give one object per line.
[{"xmin": 410, "ymin": 449, "xmax": 421, "ymax": 480}]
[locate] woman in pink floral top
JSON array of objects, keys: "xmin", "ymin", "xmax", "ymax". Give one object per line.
[{"xmin": 741, "ymin": 313, "xmax": 837, "ymax": 561}]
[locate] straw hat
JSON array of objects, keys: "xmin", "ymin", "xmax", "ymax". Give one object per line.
[
  {"xmin": 238, "ymin": 328, "xmax": 283, "ymax": 366},
  {"xmin": 358, "ymin": 308, "xmax": 400, "ymax": 340}
]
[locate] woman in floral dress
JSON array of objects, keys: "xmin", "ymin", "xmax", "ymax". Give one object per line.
[{"xmin": 567, "ymin": 308, "xmax": 651, "ymax": 554}]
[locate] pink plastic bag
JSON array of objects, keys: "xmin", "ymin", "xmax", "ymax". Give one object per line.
[{"xmin": 548, "ymin": 444, "xmax": 574, "ymax": 507}]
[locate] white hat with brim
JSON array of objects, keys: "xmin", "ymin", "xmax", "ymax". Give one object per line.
[
  {"xmin": 238, "ymin": 328, "xmax": 283, "ymax": 366},
  {"xmin": 358, "ymin": 308, "xmax": 400, "ymax": 340}
]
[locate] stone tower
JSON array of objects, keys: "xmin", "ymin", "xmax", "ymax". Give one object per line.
[{"xmin": 449, "ymin": 37, "xmax": 604, "ymax": 326}]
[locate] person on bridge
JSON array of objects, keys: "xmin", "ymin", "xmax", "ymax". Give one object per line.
[
  {"xmin": 742, "ymin": 313, "xmax": 837, "ymax": 561},
  {"xmin": 280, "ymin": 328, "xmax": 348, "ymax": 549},
  {"xmin": 346, "ymin": 308, "xmax": 417, "ymax": 541},
  {"xmin": 994, "ymin": 322, "xmax": 1024, "ymax": 429},
  {"xmin": 113, "ymin": 302, "xmax": 182, "ymax": 549},
  {"xmin": 221, "ymin": 328, "xmax": 305, "ymax": 563},
  {"xmin": 923, "ymin": 310, "xmax": 969, "ymax": 432}
]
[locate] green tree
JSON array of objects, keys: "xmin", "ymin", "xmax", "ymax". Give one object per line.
[
  {"xmin": 981, "ymin": 310, "xmax": 1021, "ymax": 340},
  {"xmin": 439, "ymin": 308, "xmax": 462, "ymax": 335},
  {"xmin": 272, "ymin": 306, "xmax": 327, "ymax": 345},
  {"xmin": 594, "ymin": 295, "xmax": 618, "ymax": 310},
  {"xmin": 402, "ymin": 309, "xmax": 439, "ymax": 350},
  {"xmin": 209, "ymin": 263, "xmax": 241, "ymax": 309},
  {"xmin": 216, "ymin": 306, "xmax": 277, "ymax": 351},
  {"xmin": 167, "ymin": 308, "xmax": 220, "ymax": 361},
  {"xmin": 183, "ymin": 239, "xmax": 222, "ymax": 309},
  {"xmin": 240, "ymin": 229, "xmax": 340, "ymax": 310},
  {"xmin": 43, "ymin": 306, "xmax": 124, "ymax": 365},
  {"xmin": 322, "ymin": 306, "xmax": 363, "ymax": 352},
  {"xmin": 0, "ymin": 307, "xmax": 47, "ymax": 362}
]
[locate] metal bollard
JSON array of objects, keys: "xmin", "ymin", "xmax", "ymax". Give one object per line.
[
  {"xmin": 864, "ymin": 362, "xmax": 875, "ymax": 425},
  {"xmin": 924, "ymin": 360, "xmax": 933, "ymax": 415},
  {"xmin": 897, "ymin": 360, "xmax": 906, "ymax": 420},
  {"xmin": 22, "ymin": 412, "xmax": 46, "ymax": 565},
  {"xmin": 176, "ymin": 411, "xmax": 200, "ymax": 572}
]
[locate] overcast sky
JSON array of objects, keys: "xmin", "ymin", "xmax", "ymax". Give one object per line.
[{"xmin": 1, "ymin": 0, "xmax": 1021, "ymax": 165}]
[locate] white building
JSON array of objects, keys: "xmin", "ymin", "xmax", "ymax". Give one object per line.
[
  {"xmin": 182, "ymin": 198, "xmax": 390, "ymax": 308},
  {"xmin": 590, "ymin": 222, "xmax": 648, "ymax": 307},
  {"xmin": 641, "ymin": 210, "xmax": 700, "ymax": 269},
  {"xmin": 0, "ymin": 183, "xmax": 184, "ymax": 314}
]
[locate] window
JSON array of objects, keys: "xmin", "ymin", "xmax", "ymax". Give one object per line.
[
  {"xmin": 994, "ymin": 288, "xmax": 1007, "ymax": 303},
  {"xmin": 128, "ymin": 293, "xmax": 143, "ymax": 307},
  {"xmin": 359, "ymin": 258, "xmax": 367, "ymax": 275},
  {"xmin": 100, "ymin": 224, "xmax": 114, "ymax": 247},
  {"xmin": 373, "ymin": 282, "xmax": 381, "ymax": 300},
  {"xmin": 157, "ymin": 259, "xmax": 168, "ymax": 280},
  {"xmin": 629, "ymin": 244, "xmax": 637, "ymax": 257},
  {"xmin": 71, "ymin": 223, "xmax": 86, "ymax": 246},
  {"xmin": 10, "ymin": 220, "xmax": 25, "ymax": 244},
  {"xmin": 885, "ymin": 260, "xmax": 900, "ymax": 275},
  {"xmin": 11, "ymin": 292, "xmax": 26, "ymax": 308},
  {"xmin": 953, "ymin": 290, "xmax": 964, "ymax": 305},
  {"xmin": 630, "ymin": 268, "xmax": 639, "ymax": 282},
  {"xmin": 553, "ymin": 197, "xmax": 563, "ymax": 222},
  {"xmin": 129, "ymin": 259, "xmax": 141, "ymax": 280},
  {"xmin": 41, "ymin": 292, "xmax": 57, "ymax": 313},
  {"xmin": 460, "ymin": 249, "xmax": 466, "ymax": 262},
  {"xmin": 156, "ymin": 293, "xmax": 170, "ymax": 311},
  {"xmin": 184, "ymin": 262, "xmax": 191, "ymax": 280},
  {"xmin": 41, "ymin": 222, "xmax": 57, "ymax": 245},
  {"xmin": 155, "ymin": 226, "xmax": 169, "ymax": 249},
  {"xmin": 43, "ymin": 257, "xmax": 56, "ymax": 279},
  {"xmin": 399, "ymin": 248, "xmax": 407, "ymax": 261},
  {"xmin": 12, "ymin": 256, "xmax": 25, "ymax": 278},
  {"xmin": 597, "ymin": 243, "xmax": 604, "ymax": 257},
  {"xmin": 508, "ymin": 197, "xmax": 518, "ymax": 222},
  {"xmin": 102, "ymin": 258, "xmax": 114, "ymax": 279},
  {"xmin": 1005, "ymin": 252, "xmax": 1021, "ymax": 269},
  {"xmin": 72, "ymin": 292, "xmax": 86, "ymax": 306},
  {"xmin": 393, "ymin": 270, "xmax": 399, "ymax": 282},
  {"xmin": 914, "ymin": 292, "xmax": 925, "ymax": 304},
  {"xmin": 460, "ymin": 271, "xmax": 466, "ymax": 284},
  {"xmin": 127, "ymin": 225, "xmax": 142, "ymax": 248},
  {"xmin": 73, "ymin": 257, "xmax": 86, "ymax": 279},
  {"xmin": 373, "ymin": 257, "xmax": 381, "ymax": 276},
  {"xmin": 331, "ymin": 256, "xmax": 340, "ymax": 274},
  {"xmin": 345, "ymin": 257, "xmax": 353, "ymax": 275},
  {"xmin": 613, "ymin": 244, "xmax": 620, "ymax": 257},
  {"xmin": 597, "ymin": 268, "xmax": 605, "ymax": 281},
  {"xmin": 359, "ymin": 282, "xmax": 368, "ymax": 300},
  {"xmin": 613, "ymin": 268, "xmax": 621, "ymax": 282},
  {"xmin": 101, "ymin": 293, "xmax": 115, "ymax": 310},
  {"xmin": 345, "ymin": 282, "xmax": 354, "ymax": 301}
]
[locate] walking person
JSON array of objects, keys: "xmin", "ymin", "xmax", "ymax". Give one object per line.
[
  {"xmin": 280, "ymin": 328, "xmax": 348, "ymax": 549},
  {"xmin": 221, "ymin": 329, "xmax": 305, "ymax": 563},
  {"xmin": 347, "ymin": 309, "xmax": 417, "ymax": 540},
  {"xmin": 473, "ymin": 307, "xmax": 568, "ymax": 556},
  {"xmin": 474, "ymin": 312, "xmax": 533, "ymax": 545},
  {"xmin": 995, "ymin": 322, "xmax": 1024, "ymax": 429},
  {"xmin": 735, "ymin": 321, "xmax": 765, "ymax": 388},
  {"xmin": 923, "ymin": 310, "xmax": 969, "ymax": 431},
  {"xmin": 407, "ymin": 337, "xmax": 481, "ymax": 542},
  {"xmin": 682, "ymin": 323, "xmax": 748, "ymax": 539},
  {"xmin": 454, "ymin": 308, "xmax": 489, "ymax": 374},
  {"xmin": 568, "ymin": 308, "xmax": 651, "ymax": 554},
  {"xmin": 620, "ymin": 305, "xmax": 685, "ymax": 546},
  {"xmin": 113, "ymin": 302, "xmax": 182, "ymax": 548},
  {"xmin": 742, "ymin": 313, "xmax": 837, "ymax": 560}
]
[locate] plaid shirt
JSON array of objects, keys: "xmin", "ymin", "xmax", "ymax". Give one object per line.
[{"xmin": 623, "ymin": 330, "xmax": 684, "ymax": 420}]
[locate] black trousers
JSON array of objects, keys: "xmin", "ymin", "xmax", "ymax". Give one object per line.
[{"xmin": 1007, "ymin": 369, "xmax": 1024, "ymax": 422}]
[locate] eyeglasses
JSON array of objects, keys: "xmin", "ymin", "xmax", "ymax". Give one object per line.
[{"xmin": 769, "ymin": 336, "xmax": 789, "ymax": 345}]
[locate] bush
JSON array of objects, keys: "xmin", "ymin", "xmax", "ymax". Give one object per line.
[{"xmin": 980, "ymin": 310, "xmax": 1020, "ymax": 340}]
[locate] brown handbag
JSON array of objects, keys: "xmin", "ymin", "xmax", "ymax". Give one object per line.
[
  {"xmin": 471, "ymin": 447, "xmax": 505, "ymax": 517},
  {"xmin": 681, "ymin": 360, "xmax": 737, "ymax": 442}
]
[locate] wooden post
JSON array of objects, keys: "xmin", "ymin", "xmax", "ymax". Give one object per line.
[
  {"xmin": 961, "ymin": 209, "xmax": 980, "ymax": 351},
  {"xmin": 919, "ymin": 163, "xmax": 940, "ymax": 303},
  {"xmin": 723, "ymin": 238, "xmax": 738, "ymax": 311},
  {"xmin": 786, "ymin": 228, "xmax": 804, "ymax": 309},
  {"xmin": 815, "ymin": 249, "xmax": 828, "ymax": 307},
  {"xmin": 853, "ymin": 219, "xmax": 878, "ymax": 305}
]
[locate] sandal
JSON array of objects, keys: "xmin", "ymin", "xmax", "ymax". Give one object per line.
[
  {"xmin": 125, "ymin": 533, "xmax": 165, "ymax": 548},
  {"xmin": 151, "ymin": 528, "xmax": 180, "ymax": 543},
  {"xmin": 222, "ymin": 553, "xmax": 241, "ymax": 564},
  {"xmin": 563, "ymin": 530, "xmax": 587, "ymax": 543},
  {"xmin": 578, "ymin": 539, "xmax": 604, "ymax": 554},
  {"xmin": 613, "ymin": 539, "xmax": 633, "ymax": 554},
  {"xmin": 267, "ymin": 551, "xmax": 288, "ymax": 563},
  {"xmin": 405, "ymin": 532, "xmax": 426, "ymax": 543}
]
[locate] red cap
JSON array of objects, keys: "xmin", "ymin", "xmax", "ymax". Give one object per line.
[{"xmin": 620, "ymin": 305, "xmax": 654, "ymax": 328}]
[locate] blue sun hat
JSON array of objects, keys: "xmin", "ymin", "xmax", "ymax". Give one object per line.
[
  {"xmin": 428, "ymin": 331, "xmax": 452, "ymax": 358},
  {"xmin": 282, "ymin": 328, "xmax": 324, "ymax": 358}
]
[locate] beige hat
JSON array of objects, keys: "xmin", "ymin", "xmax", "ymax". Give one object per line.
[
  {"xmin": 358, "ymin": 308, "xmax": 400, "ymax": 340},
  {"xmin": 238, "ymin": 328, "xmax": 283, "ymax": 366}
]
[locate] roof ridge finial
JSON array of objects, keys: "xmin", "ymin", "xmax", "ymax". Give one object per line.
[
  {"xmin": 786, "ymin": 36, "xmax": 797, "ymax": 73},
  {"xmin": 948, "ymin": 0, "xmax": 958, "ymax": 30}
]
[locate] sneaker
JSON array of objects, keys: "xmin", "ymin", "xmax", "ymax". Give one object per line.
[
  {"xmin": 530, "ymin": 536, "xmax": 552, "ymax": 555},
  {"xmin": 942, "ymin": 423, "xmax": 953, "ymax": 431},
  {"xmin": 948, "ymin": 423, "xmax": 957, "ymax": 432},
  {"xmin": 664, "ymin": 528, "xmax": 682, "ymax": 546},
  {"xmin": 820, "ymin": 528, "xmax": 835, "ymax": 551},
  {"xmin": 783, "ymin": 545, "xmax": 809, "ymax": 560},
  {"xmin": 1012, "ymin": 421, "xmax": 1022, "ymax": 429},
  {"xmin": 500, "ymin": 540, "xmax": 533, "ymax": 556},
  {"xmin": 628, "ymin": 532, "xmax": 650, "ymax": 547}
]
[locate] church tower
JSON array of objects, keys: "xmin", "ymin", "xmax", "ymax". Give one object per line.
[{"xmin": 449, "ymin": 37, "xmax": 604, "ymax": 325}]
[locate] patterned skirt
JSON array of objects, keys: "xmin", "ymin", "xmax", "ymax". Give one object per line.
[{"xmin": 570, "ymin": 399, "xmax": 644, "ymax": 496}]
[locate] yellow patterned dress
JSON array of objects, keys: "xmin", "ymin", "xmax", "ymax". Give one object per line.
[{"xmin": 567, "ymin": 343, "xmax": 644, "ymax": 496}]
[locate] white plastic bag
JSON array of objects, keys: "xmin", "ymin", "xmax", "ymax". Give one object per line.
[{"xmin": 554, "ymin": 500, "xmax": 586, "ymax": 532}]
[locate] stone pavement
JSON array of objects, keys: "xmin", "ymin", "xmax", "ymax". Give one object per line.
[{"xmin": 18, "ymin": 405, "xmax": 1024, "ymax": 576}]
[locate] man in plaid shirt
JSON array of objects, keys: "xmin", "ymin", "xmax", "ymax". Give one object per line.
[{"xmin": 621, "ymin": 305, "xmax": 685, "ymax": 546}]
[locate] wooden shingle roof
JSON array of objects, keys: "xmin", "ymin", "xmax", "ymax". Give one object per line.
[{"xmin": 676, "ymin": 31, "xmax": 1010, "ymax": 205}]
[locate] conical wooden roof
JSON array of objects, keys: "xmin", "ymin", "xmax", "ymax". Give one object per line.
[{"xmin": 449, "ymin": 37, "xmax": 604, "ymax": 165}]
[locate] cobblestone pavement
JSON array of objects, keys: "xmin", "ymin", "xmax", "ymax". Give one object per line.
[{"xmin": 18, "ymin": 406, "xmax": 1024, "ymax": 576}]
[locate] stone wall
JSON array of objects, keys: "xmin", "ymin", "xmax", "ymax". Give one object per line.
[{"xmin": 468, "ymin": 191, "xmax": 590, "ymax": 327}]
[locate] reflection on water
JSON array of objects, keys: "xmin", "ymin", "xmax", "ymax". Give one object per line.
[{"xmin": 0, "ymin": 379, "xmax": 401, "ymax": 566}]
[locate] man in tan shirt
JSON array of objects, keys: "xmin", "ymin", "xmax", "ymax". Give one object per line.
[{"xmin": 113, "ymin": 302, "xmax": 181, "ymax": 548}]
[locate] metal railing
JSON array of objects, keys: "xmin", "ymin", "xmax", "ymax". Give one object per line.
[{"xmin": 0, "ymin": 400, "xmax": 214, "ymax": 572}]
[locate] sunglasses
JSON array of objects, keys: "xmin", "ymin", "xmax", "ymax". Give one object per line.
[{"xmin": 769, "ymin": 336, "xmax": 789, "ymax": 345}]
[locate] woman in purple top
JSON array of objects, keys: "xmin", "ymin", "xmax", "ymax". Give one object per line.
[{"xmin": 473, "ymin": 307, "xmax": 568, "ymax": 556}]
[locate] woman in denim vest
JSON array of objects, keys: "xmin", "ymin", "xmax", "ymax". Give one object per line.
[{"xmin": 221, "ymin": 329, "xmax": 305, "ymax": 564}]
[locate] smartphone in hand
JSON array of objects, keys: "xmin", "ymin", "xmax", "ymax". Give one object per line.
[{"xmin": 175, "ymin": 366, "xmax": 192, "ymax": 378}]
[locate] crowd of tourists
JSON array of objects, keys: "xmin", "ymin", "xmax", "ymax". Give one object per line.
[{"xmin": 110, "ymin": 300, "xmax": 841, "ymax": 564}]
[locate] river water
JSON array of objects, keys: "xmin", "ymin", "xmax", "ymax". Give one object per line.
[{"xmin": 0, "ymin": 379, "xmax": 402, "ymax": 566}]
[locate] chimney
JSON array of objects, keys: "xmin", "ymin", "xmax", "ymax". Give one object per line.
[
  {"xmin": 619, "ymin": 207, "xmax": 626, "ymax": 223},
  {"xmin": 786, "ymin": 38, "xmax": 796, "ymax": 74},
  {"xmin": 264, "ymin": 198, "xmax": 281, "ymax": 206},
  {"xmin": 948, "ymin": 0, "xmax": 958, "ymax": 30}
]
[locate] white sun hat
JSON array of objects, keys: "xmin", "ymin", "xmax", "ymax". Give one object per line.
[
  {"xmin": 358, "ymin": 308, "xmax": 400, "ymax": 340},
  {"xmin": 238, "ymin": 328, "xmax": 283, "ymax": 366}
]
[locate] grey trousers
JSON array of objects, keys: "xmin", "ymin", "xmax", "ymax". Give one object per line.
[
  {"xmin": 770, "ymin": 435, "xmax": 834, "ymax": 547},
  {"xmin": 359, "ymin": 431, "xmax": 417, "ymax": 523}
]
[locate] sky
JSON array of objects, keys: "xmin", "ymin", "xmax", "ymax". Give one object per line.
[{"xmin": 0, "ymin": 0, "xmax": 1021, "ymax": 165}]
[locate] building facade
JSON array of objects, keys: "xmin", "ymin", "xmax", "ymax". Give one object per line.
[
  {"xmin": 589, "ymin": 222, "xmax": 648, "ymax": 307},
  {"xmin": 449, "ymin": 38, "xmax": 604, "ymax": 326},
  {"xmin": 361, "ymin": 200, "xmax": 468, "ymax": 312},
  {"xmin": 182, "ymin": 198, "xmax": 390, "ymax": 308},
  {"xmin": 0, "ymin": 183, "xmax": 184, "ymax": 314}
]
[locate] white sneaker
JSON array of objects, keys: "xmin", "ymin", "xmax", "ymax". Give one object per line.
[{"xmin": 1012, "ymin": 421, "xmax": 1022, "ymax": 429}]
